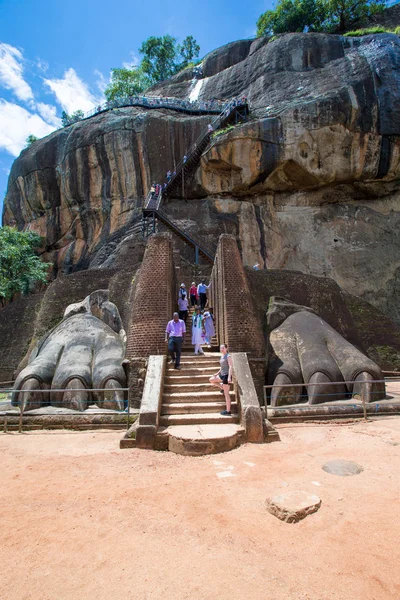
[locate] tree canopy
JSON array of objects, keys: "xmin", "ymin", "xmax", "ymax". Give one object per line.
[
  {"xmin": 104, "ymin": 34, "xmax": 200, "ymax": 101},
  {"xmin": 26, "ymin": 134, "xmax": 39, "ymax": 147},
  {"xmin": 256, "ymin": 0, "xmax": 386, "ymax": 35},
  {"xmin": 0, "ymin": 227, "xmax": 49, "ymax": 304},
  {"xmin": 61, "ymin": 109, "xmax": 85, "ymax": 127},
  {"xmin": 105, "ymin": 67, "xmax": 151, "ymax": 102}
]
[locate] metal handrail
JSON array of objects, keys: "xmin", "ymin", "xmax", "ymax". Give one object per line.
[
  {"xmin": 163, "ymin": 98, "xmax": 247, "ymax": 194},
  {"xmin": 62, "ymin": 95, "xmax": 228, "ymax": 127},
  {"xmin": 155, "ymin": 208, "xmax": 216, "ymax": 260},
  {"xmin": 144, "ymin": 97, "xmax": 248, "ymax": 210}
]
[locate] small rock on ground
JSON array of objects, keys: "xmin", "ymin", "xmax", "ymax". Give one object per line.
[{"xmin": 266, "ymin": 490, "xmax": 322, "ymax": 523}]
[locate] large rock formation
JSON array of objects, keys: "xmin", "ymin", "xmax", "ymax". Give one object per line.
[{"xmin": 3, "ymin": 32, "xmax": 400, "ymax": 323}]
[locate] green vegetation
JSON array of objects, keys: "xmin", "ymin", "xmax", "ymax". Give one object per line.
[
  {"xmin": 256, "ymin": 0, "xmax": 386, "ymax": 35},
  {"xmin": 61, "ymin": 109, "xmax": 85, "ymax": 127},
  {"xmin": 0, "ymin": 226, "xmax": 49, "ymax": 305},
  {"xmin": 25, "ymin": 134, "xmax": 39, "ymax": 147},
  {"xmin": 105, "ymin": 68, "xmax": 151, "ymax": 102},
  {"xmin": 344, "ymin": 25, "xmax": 389, "ymax": 35},
  {"xmin": 105, "ymin": 34, "xmax": 200, "ymax": 101},
  {"xmin": 212, "ymin": 124, "xmax": 236, "ymax": 138},
  {"xmin": 369, "ymin": 345, "xmax": 400, "ymax": 370}
]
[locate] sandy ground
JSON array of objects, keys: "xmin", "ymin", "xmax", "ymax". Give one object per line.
[{"xmin": 1, "ymin": 419, "xmax": 400, "ymax": 600}]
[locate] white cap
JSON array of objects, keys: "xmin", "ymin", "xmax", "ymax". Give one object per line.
[{"xmin": 180, "ymin": 283, "xmax": 185, "ymax": 287}]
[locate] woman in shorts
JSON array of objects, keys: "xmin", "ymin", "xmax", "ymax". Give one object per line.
[{"xmin": 209, "ymin": 344, "xmax": 233, "ymax": 415}]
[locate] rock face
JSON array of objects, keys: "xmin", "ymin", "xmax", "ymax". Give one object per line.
[
  {"xmin": 3, "ymin": 32, "xmax": 400, "ymax": 323},
  {"xmin": 3, "ymin": 108, "xmax": 209, "ymax": 275}
]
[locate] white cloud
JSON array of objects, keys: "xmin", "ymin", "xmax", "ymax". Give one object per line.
[
  {"xmin": 0, "ymin": 43, "xmax": 34, "ymax": 102},
  {"xmin": 123, "ymin": 52, "xmax": 140, "ymax": 69},
  {"xmin": 36, "ymin": 102, "xmax": 61, "ymax": 127},
  {"xmin": 44, "ymin": 67, "xmax": 100, "ymax": 114},
  {"xmin": 94, "ymin": 69, "xmax": 108, "ymax": 95},
  {"xmin": 36, "ymin": 58, "xmax": 49, "ymax": 73},
  {"xmin": 0, "ymin": 99, "xmax": 55, "ymax": 156}
]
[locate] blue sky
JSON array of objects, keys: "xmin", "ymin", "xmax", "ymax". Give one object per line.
[{"xmin": 0, "ymin": 0, "xmax": 271, "ymax": 219}]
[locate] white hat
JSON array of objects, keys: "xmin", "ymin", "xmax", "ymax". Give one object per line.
[{"xmin": 180, "ymin": 283, "xmax": 185, "ymax": 287}]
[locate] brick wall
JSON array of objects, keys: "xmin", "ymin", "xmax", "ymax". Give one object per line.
[
  {"xmin": 0, "ymin": 292, "xmax": 44, "ymax": 382},
  {"xmin": 211, "ymin": 234, "xmax": 265, "ymax": 356},
  {"xmin": 126, "ymin": 233, "xmax": 176, "ymax": 406},
  {"xmin": 210, "ymin": 235, "xmax": 265, "ymax": 399}
]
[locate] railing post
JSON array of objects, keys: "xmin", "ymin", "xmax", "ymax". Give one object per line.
[{"xmin": 195, "ymin": 245, "xmax": 199, "ymax": 265}]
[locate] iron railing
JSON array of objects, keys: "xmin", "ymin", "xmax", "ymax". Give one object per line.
[{"xmin": 62, "ymin": 95, "xmax": 229, "ymax": 127}]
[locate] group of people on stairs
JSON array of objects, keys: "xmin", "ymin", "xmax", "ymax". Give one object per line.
[
  {"xmin": 175, "ymin": 281, "xmax": 215, "ymax": 353},
  {"xmin": 164, "ymin": 281, "xmax": 233, "ymax": 416}
]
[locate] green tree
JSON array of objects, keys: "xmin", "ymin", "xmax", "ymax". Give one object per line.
[
  {"xmin": 61, "ymin": 109, "xmax": 85, "ymax": 127},
  {"xmin": 26, "ymin": 134, "xmax": 39, "ymax": 147},
  {"xmin": 104, "ymin": 67, "xmax": 150, "ymax": 102},
  {"xmin": 139, "ymin": 34, "xmax": 179, "ymax": 82},
  {"xmin": 257, "ymin": 0, "xmax": 326, "ymax": 34},
  {"xmin": 178, "ymin": 35, "xmax": 201, "ymax": 69},
  {"xmin": 326, "ymin": 0, "xmax": 385, "ymax": 32},
  {"xmin": 0, "ymin": 227, "xmax": 49, "ymax": 305},
  {"xmin": 256, "ymin": 0, "xmax": 386, "ymax": 35}
]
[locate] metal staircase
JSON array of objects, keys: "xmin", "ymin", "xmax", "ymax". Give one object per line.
[{"xmin": 142, "ymin": 97, "xmax": 249, "ymax": 263}]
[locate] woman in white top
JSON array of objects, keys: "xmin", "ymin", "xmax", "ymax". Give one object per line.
[
  {"xmin": 191, "ymin": 306, "xmax": 205, "ymax": 355},
  {"xmin": 203, "ymin": 309, "xmax": 215, "ymax": 347}
]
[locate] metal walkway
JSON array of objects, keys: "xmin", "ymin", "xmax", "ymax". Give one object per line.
[{"xmin": 142, "ymin": 97, "xmax": 249, "ymax": 263}]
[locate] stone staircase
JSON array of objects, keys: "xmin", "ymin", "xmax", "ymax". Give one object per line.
[{"xmin": 157, "ymin": 350, "xmax": 244, "ymax": 455}]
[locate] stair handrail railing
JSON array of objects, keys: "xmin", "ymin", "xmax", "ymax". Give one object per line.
[
  {"xmin": 62, "ymin": 95, "xmax": 227, "ymax": 128},
  {"xmin": 160, "ymin": 97, "xmax": 248, "ymax": 197},
  {"xmin": 155, "ymin": 208, "xmax": 217, "ymax": 260}
]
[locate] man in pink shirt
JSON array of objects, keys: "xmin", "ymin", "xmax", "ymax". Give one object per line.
[{"xmin": 165, "ymin": 312, "xmax": 186, "ymax": 369}]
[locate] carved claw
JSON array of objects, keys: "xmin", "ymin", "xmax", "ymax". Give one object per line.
[
  {"xmin": 103, "ymin": 379, "xmax": 125, "ymax": 411},
  {"xmin": 270, "ymin": 373, "xmax": 301, "ymax": 406},
  {"xmin": 63, "ymin": 378, "xmax": 89, "ymax": 411}
]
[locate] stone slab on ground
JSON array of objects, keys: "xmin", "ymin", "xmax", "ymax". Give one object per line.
[
  {"xmin": 167, "ymin": 423, "xmax": 244, "ymax": 456},
  {"xmin": 266, "ymin": 490, "xmax": 322, "ymax": 523}
]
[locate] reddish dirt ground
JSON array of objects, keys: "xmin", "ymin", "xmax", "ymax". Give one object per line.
[{"xmin": 1, "ymin": 418, "xmax": 400, "ymax": 600}]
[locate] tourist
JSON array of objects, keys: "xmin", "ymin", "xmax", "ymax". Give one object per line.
[
  {"xmin": 178, "ymin": 293, "xmax": 189, "ymax": 322},
  {"xmin": 192, "ymin": 306, "xmax": 205, "ymax": 355},
  {"xmin": 207, "ymin": 124, "xmax": 213, "ymax": 134},
  {"xmin": 165, "ymin": 312, "xmax": 186, "ymax": 370},
  {"xmin": 189, "ymin": 282, "xmax": 198, "ymax": 307},
  {"xmin": 209, "ymin": 344, "xmax": 233, "ymax": 415},
  {"xmin": 253, "ymin": 263, "xmax": 260, "ymax": 270},
  {"xmin": 203, "ymin": 308, "xmax": 215, "ymax": 347},
  {"xmin": 179, "ymin": 282, "xmax": 187, "ymax": 299},
  {"xmin": 167, "ymin": 170, "xmax": 172, "ymax": 181},
  {"xmin": 197, "ymin": 280, "xmax": 211, "ymax": 310},
  {"xmin": 183, "ymin": 155, "xmax": 187, "ymax": 164}
]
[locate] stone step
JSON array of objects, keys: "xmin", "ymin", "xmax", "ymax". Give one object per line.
[
  {"xmin": 163, "ymin": 390, "xmax": 235, "ymax": 402},
  {"xmin": 179, "ymin": 353, "xmax": 220, "ymax": 359},
  {"xmin": 168, "ymin": 358, "xmax": 219, "ymax": 366},
  {"xmin": 160, "ymin": 413, "xmax": 239, "ymax": 426},
  {"xmin": 166, "ymin": 366, "xmax": 220, "ymax": 375},
  {"xmin": 165, "ymin": 374, "xmax": 213, "ymax": 384},
  {"xmin": 162, "ymin": 401, "xmax": 237, "ymax": 414},
  {"xmin": 164, "ymin": 382, "xmax": 219, "ymax": 393},
  {"xmin": 167, "ymin": 424, "xmax": 244, "ymax": 456}
]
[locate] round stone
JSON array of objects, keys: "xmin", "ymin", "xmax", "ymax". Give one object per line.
[{"xmin": 322, "ymin": 459, "xmax": 364, "ymax": 476}]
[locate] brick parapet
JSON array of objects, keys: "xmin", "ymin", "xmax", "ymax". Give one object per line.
[
  {"xmin": 126, "ymin": 233, "xmax": 176, "ymax": 360},
  {"xmin": 211, "ymin": 234, "xmax": 265, "ymax": 357}
]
